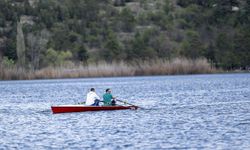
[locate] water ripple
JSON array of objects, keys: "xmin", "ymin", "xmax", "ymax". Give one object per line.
[{"xmin": 0, "ymin": 74, "xmax": 250, "ymax": 149}]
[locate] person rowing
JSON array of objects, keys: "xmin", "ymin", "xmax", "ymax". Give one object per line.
[
  {"xmin": 103, "ymin": 88, "xmax": 116, "ymax": 106},
  {"xmin": 85, "ymin": 88, "xmax": 101, "ymax": 106}
]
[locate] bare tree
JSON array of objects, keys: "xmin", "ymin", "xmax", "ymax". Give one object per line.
[
  {"xmin": 16, "ymin": 22, "xmax": 26, "ymax": 67},
  {"xmin": 26, "ymin": 29, "xmax": 50, "ymax": 70}
]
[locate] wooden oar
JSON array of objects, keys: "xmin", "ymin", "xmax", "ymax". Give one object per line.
[{"xmin": 116, "ymin": 99, "xmax": 139, "ymax": 108}]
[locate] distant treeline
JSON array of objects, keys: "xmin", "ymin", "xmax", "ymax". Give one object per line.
[{"xmin": 0, "ymin": 0, "xmax": 249, "ymax": 71}]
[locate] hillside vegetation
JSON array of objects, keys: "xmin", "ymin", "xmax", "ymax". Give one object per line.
[{"xmin": 0, "ymin": 0, "xmax": 249, "ymax": 79}]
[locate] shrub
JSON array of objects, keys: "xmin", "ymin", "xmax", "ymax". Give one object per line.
[{"xmin": 2, "ymin": 57, "xmax": 15, "ymax": 68}]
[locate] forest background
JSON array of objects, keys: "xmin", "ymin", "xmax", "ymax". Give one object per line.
[{"xmin": 0, "ymin": 0, "xmax": 249, "ymax": 79}]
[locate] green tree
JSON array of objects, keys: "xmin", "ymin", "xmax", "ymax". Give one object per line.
[
  {"xmin": 1, "ymin": 56, "xmax": 15, "ymax": 68},
  {"xmin": 181, "ymin": 30, "xmax": 206, "ymax": 59},
  {"xmin": 212, "ymin": 0, "xmax": 239, "ymax": 24},
  {"xmin": 0, "ymin": 13, "xmax": 5, "ymax": 27},
  {"xmin": 114, "ymin": 0, "xmax": 125, "ymax": 6},
  {"xmin": 177, "ymin": 0, "xmax": 196, "ymax": 7},
  {"xmin": 128, "ymin": 29, "xmax": 158, "ymax": 60},
  {"xmin": 5, "ymin": 39, "xmax": 17, "ymax": 61},
  {"xmin": 234, "ymin": 27, "xmax": 250, "ymax": 68},
  {"xmin": 103, "ymin": 31, "xmax": 123, "ymax": 62},
  {"xmin": 119, "ymin": 7, "xmax": 136, "ymax": 32},
  {"xmin": 215, "ymin": 33, "xmax": 238, "ymax": 69},
  {"xmin": 77, "ymin": 45, "xmax": 89, "ymax": 63},
  {"xmin": 45, "ymin": 48, "xmax": 73, "ymax": 67}
]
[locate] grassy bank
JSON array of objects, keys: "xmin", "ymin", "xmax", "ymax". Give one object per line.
[{"xmin": 0, "ymin": 58, "xmax": 216, "ymax": 80}]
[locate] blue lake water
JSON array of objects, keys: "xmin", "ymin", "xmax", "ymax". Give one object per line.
[{"xmin": 0, "ymin": 73, "xmax": 250, "ymax": 149}]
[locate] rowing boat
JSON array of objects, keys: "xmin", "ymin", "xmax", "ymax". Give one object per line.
[{"xmin": 51, "ymin": 105, "xmax": 138, "ymax": 114}]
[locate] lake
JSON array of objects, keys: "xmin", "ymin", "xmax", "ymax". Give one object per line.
[{"xmin": 0, "ymin": 73, "xmax": 250, "ymax": 149}]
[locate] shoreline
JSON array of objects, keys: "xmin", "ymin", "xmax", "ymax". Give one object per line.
[
  {"xmin": 0, "ymin": 70, "xmax": 249, "ymax": 81},
  {"xmin": 0, "ymin": 58, "xmax": 215, "ymax": 80},
  {"xmin": 2, "ymin": 58, "xmax": 248, "ymax": 81}
]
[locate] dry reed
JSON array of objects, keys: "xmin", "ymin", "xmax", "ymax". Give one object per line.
[{"xmin": 0, "ymin": 58, "xmax": 216, "ymax": 80}]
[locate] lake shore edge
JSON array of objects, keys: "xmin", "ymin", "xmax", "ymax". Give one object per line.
[{"xmin": 0, "ymin": 58, "xmax": 230, "ymax": 80}]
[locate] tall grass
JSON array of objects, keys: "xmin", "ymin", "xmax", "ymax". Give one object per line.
[
  {"xmin": 0, "ymin": 64, "xmax": 28, "ymax": 80},
  {"xmin": 0, "ymin": 58, "xmax": 216, "ymax": 80}
]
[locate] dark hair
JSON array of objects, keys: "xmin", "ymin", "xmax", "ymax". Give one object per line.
[
  {"xmin": 106, "ymin": 88, "xmax": 110, "ymax": 92},
  {"xmin": 90, "ymin": 88, "xmax": 95, "ymax": 91}
]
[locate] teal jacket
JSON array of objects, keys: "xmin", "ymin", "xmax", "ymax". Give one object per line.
[{"xmin": 103, "ymin": 93, "xmax": 113, "ymax": 106}]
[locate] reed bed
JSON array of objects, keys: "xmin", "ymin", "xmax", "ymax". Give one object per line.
[{"xmin": 0, "ymin": 58, "xmax": 216, "ymax": 80}]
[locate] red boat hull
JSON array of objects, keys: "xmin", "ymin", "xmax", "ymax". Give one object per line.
[{"xmin": 51, "ymin": 105, "xmax": 138, "ymax": 114}]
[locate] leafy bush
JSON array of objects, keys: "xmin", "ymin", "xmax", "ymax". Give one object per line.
[
  {"xmin": 1, "ymin": 57, "xmax": 15, "ymax": 68},
  {"xmin": 45, "ymin": 48, "xmax": 73, "ymax": 67}
]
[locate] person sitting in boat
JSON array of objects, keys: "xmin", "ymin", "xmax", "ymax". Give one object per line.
[
  {"xmin": 86, "ymin": 88, "xmax": 101, "ymax": 106},
  {"xmin": 103, "ymin": 88, "xmax": 116, "ymax": 106}
]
